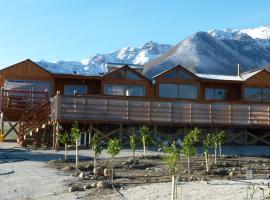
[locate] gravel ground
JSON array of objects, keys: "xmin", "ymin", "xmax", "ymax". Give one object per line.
[{"xmin": 1, "ymin": 142, "xmax": 270, "ymax": 200}]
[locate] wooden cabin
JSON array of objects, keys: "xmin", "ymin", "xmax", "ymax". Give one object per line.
[{"xmin": 1, "ymin": 59, "xmax": 270, "ymax": 146}]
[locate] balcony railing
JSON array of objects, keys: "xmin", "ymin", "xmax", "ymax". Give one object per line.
[{"xmin": 51, "ymin": 95, "xmax": 270, "ymax": 127}]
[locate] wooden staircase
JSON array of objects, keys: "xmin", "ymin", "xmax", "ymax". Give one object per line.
[
  {"xmin": 18, "ymin": 102, "xmax": 51, "ymax": 146},
  {"xmin": 1, "ymin": 89, "xmax": 51, "ymax": 145}
]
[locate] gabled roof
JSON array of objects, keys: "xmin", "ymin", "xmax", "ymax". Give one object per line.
[
  {"xmin": 0, "ymin": 59, "xmax": 52, "ymax": 75},
  {"xmin": 103, "ymin": 65, "xmax": 151, "ymax": 82},
  {"xmin": 196, "ymin": 74, "xmax": 243, "ymax": 81},
  {"xmin": 240, "ymin": 68, "xmax": 265, "ymax": 80},
  {"xmin": 153, "ymin": 65, "xmax": 199, "ymax": 80}
]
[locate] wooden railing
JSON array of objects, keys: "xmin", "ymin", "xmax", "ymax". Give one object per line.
[
  {"xmin": 51, "ymin": 95, "xmax": 270, "ymax": 127},
  {"xmin": 1, "ymin": 89, "xmax": 49, "ymax": 111},
  {"xmin": 18, "ymin": 102, "xmax": 51, "ymax": 143}
]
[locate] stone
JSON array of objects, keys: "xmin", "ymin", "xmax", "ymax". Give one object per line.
[
  {"xmin": 68, "ymin": 186, "xmax": 80, "ymax": 192},
  {"xmin": 79, "ymin": 172, "xmax": 86, "ymax": 179},
  {"xmin": 104, "ymin": 168, "xmax": 112, "ymax": 178},
  {"xmin": 97, "ymin": 181, "xmax": 111, "ymax": 189},
  {"xmin": 93, "ymin": 167, "xmax": 103, "ymax": 176},
  {"xmin": 229, "ymin": 171, "xmax": 234, "ymax": 177},
  {"xmin": 83, "ymin": 184, "xmax": 92, "ymax": 190},
  {"xmin": 91, "ymin": 183, "xmax": 97, "ymax": 188}
]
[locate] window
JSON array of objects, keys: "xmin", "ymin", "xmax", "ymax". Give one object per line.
[
  {"xmin": 107, "ymin": 70, "xmax": 125, "ymax": 79},
  {"xmin": 178, "ymin": 71, "xmax": 193, "ymax": 80},
  {"xmin": 107, "ymin": 69, "xmax": 142, "ymax": 80},
  {"xmin": 126, "ymin": 85, "xmax": 145, "ymax": 96},
  {"xmin": 163, "ymin": 69, "xmax": 194, "ymax": 80},
  {"xmin": 159, "ymin": 84, "xmax": 178, "ymax": 98},
  {"xmin": 205, "ymin": 88, "xmax": 228, "ymax": 100},
  {"xmin": 179, "ymin": 84, "xmax": 198, "ymax": 99},
  {"xmin": 126, "ymin": 71, "xmax": 142, "ymax": 80},
  {"xmin": 159, "ymin": 83, "xmax": 198, "ymax": 99},
  {"xmin": 104, "ymin": 85, "xmax": 125, "ymax": 96},
  {"xmin": 64, "ymin": 85, "xmax": 87, "ymax": 95},
  {"xmin": 244, "ymin": 87, "xmax": 270, "ymax": 102},
  {"xmin": 104, "ymin": 84, "xmax": 145, "ymax": 96},
  {"xmin": 263, "ymin": 88, "xmax": 270, "ymax": 102},
  {"xmin": 163, "ymin": 70, "xmax": 177, "ymax": 79},
  {"xmin": 5, "ymin": 79, "xmax": 52, "ymax": 96}
]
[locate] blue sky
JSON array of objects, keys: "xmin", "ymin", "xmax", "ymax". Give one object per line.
[{"xmin": 0, "ymin": 0, "xmax": 270, "ymax": 67}]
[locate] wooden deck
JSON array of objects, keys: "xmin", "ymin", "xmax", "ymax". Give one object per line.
[{"xmin": 51, "ymin": 94, "xmax": 270, "ymax": 127}]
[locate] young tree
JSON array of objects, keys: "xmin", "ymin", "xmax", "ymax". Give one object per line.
[
  {"xmin": 163, "ymin": 141, "xmax": 181, "ymax": 200},
  {"xmin": 58, "ymin": 131, "xmax": 72, "ymax": 161},
  {"xmin": 140, "ymin": 126, "xmax": 151, "ymax": 157},
  {"xmin": 217, "ymin": 131, "xmax": 225, "ymax": 157},
  {"xmin": 91, "ymin": 130, "xmax": 103, "ymax": 177},
  {"xmin": 129, "ymin": 133, "xmax": 138, "ymax": 159},
  {"xmin": 203, "ymin": 134, "xmax": 213, "ymax": 172},
  {"xmin": 71, "ymin": 122, "xmax": 80, "ymax": 168},
  {"xmin": 211, "ymin": 134, "xmax": 218, "ymax": 165},
  {"xmin": 108, "ymin": 138, "xmax": 121, "ymax": 182},
  {"xmin": 182, "ymin": 127, "xmax": 200, "ymax": 180}
]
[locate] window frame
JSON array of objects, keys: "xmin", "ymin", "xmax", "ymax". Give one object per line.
[
  {"xmin": 159, "ymin": 83, "xmax": 198, "ymax": 99},
  {"xmin": 244, "ymin": 87, "xmax": 270, "ymax": 102},
  {"xmin": 104, "ymin": 84, "xmax": 146, "ymax": 97},
  {"xmin": 64, "ymin": 84, "xmax": 88, "ymax": 96}
]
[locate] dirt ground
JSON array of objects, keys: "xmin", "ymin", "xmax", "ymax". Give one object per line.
[
  {"xmin": 1, "ymin": 142, "xmax": 270, "ymax": 200},
  {"xmin": 48, "ymin": 153, "xmax": 270, "ymax": 199}
]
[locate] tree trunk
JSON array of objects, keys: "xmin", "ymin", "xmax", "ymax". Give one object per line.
[
  {"xmin": 64, "ymin": 143, "xmax": 67, "ymax": 161},
  {"xmin": 143, "ymin": 140, "xmax": 146, "ymax": 157},
  {"xmin": 75, "ymin": 139, "xmax": 79, "ymax": 168},
  {"xmin": 94, "ymin": 153, "xmax": 97, "ymax": 177},
  {"xmin": 204, "ymin": 152, "xmax": 209, "ymax": 172},
  {"xmin": 219, "ymin": 142, "xmax": 222, "ymax": 157},
  {"xmin": 171, "ymin": 174, "xmax": 176, "ymax": 200},
  {"xmin": 187, "ymin": 155, "xmax": 190, "ymax": 181},
  {"xmin": 111, "ymin": 158, "xmax": 114, "ymax": 183},
  {"xmin": 133, "ymin": 150, "xmax": 135, "ymax": 159},
  {"xmin": 214, "ymin": 148, "xmax": 217, "ymax": 165}
]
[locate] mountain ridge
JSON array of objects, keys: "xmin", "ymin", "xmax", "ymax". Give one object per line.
[{"xmin": 37, "ymin": 25, "xmax": 270, "ymax": 77}]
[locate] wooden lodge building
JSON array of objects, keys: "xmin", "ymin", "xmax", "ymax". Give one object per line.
[{"xmin": 1, "ymin": 59, "xmax": 270, "ymax": 146}]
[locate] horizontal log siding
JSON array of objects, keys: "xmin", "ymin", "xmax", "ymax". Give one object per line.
[{"xmin": 51, "ymin": 95, "xmax": 270, "ymax": 127}]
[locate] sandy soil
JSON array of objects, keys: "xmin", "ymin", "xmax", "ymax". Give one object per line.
[{"xmin": 1, "ymin": 142, "xmax": 270, "ymax": 200}]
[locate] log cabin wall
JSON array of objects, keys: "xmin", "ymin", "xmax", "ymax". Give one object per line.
[
  {"xmin": 200, "ymin": 81, "xmax": 243, "ymax": 102},
  {"xmin": 154, "ymin": 66, "xmax": 201, "ymax": 100},
  {"xmin": 101, "ymin": 66, "xmax": 153, "ymax": 97},
  {"xmin": 53, "ymin": 76, "xmax": 102, "ymax": 96},
  {"xmin": 0, "ymin": 59, "xmax": 54, "ymax": 94}
]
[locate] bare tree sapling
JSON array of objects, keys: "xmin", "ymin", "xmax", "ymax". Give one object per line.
[
  {"xmin": 163, "ymin": 141, "xmax": 181, "ymax": 200},
  {"xmin": 107, "ymin": 138, "xmax": 121, "ymax": 183}
]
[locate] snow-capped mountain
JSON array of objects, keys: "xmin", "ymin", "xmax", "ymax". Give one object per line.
[
  {"xmin": 38, "ymin": 25, "xmax": 270, "ymax": 78},
  {"xmin": 143, "ymin": 25, "xmax": 270, "ymax": 78},
  {"xmin": 37, "ymin": 41, "xmax": 172, "ymax": 75}
]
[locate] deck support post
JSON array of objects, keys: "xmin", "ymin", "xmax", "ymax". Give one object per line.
[
  {"xmin": 154, "ymin": 125, "xmax": 157, "ymax": 138},
  {"xmin": 119, "ymin": 124, "xmax": 123, "ymax": 140},
  {"xmin": 52, "ymin": 121, "xmax": 56, "ymax": 149},
  {"xmin": 0, "ymin": 112, "xmax": 4, "ymax": 135},
  {"xmin": 88, "ymin": 123, "xmax": 93, "ymax": 148},
  {"xmin": 244, "ymin": 128, "xmax": 248, "ymax": 146},
  {"xmin": 55, "ymin": 121, "xmax": 60, "ymax": 150}
]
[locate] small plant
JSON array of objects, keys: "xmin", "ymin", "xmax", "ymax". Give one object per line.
[
  {"xmin": 71, "ymin": 122, "xmax": 80, "ymax": 167},
  {"xmin": 182, "ymin": 127, "xmax": 200, "ymax": 180},
  {"xmin": 217, "ymin": 131, "xmax": 225, "ymax": 157},
  {"xmin": 58, "ymin": 131, "xmax": 72, "ymax": 161},
  {"xmin": 129, "ymin": 132, "xmax": 139, "ymax": 159},
  {"xmin": 203, "ymin": 134, "xmax": 213, "ymax": 172},
  {"xmin": 140, "ymin": 126, "xmax": 151, "ymax": 157},
  {"xmin": 91, "ymin": 130, "xmax": 103, "ymax": 177},
  {"xmin": 163, "ymin": 141, "xmax": 181, "ymax": 200},
  {"xmin": 211, "ymin": 134, "xmax": 219, "ymax": 165},
  {"xmin": 108, "ymin": 138, "xmax": 121, "ymax": 182}
]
